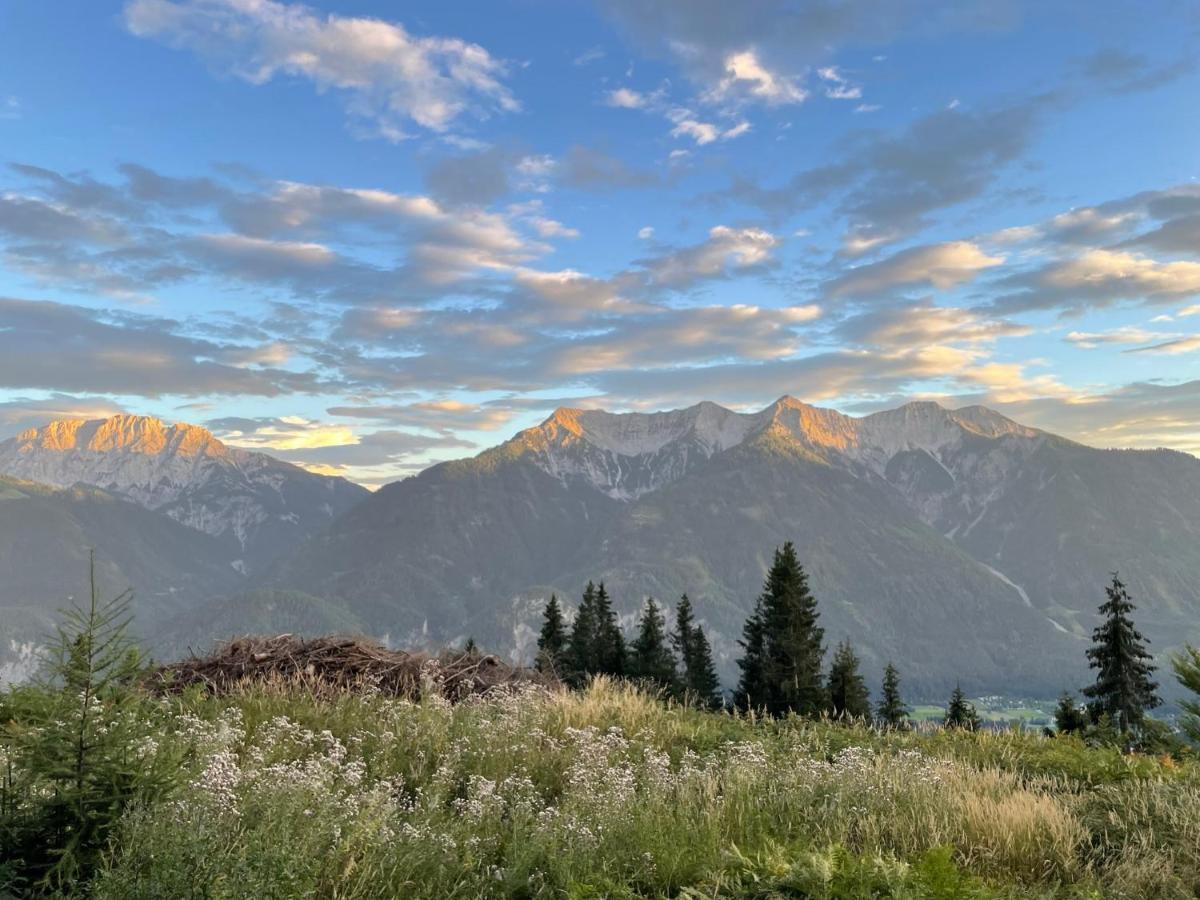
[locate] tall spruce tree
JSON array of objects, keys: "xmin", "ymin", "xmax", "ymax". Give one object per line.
[
  {"xmin": 672, "ymin": 594, "xmax": 722, "ymax": 708},
  {"xmin": 944, "ymin": 683, "xmax": 980, "ymax": 731},
  {"xmin": 536, "ymin": 594, "xmax": 567, "ymax": 675},
  {"xmin": 630, "ymin": 598, "xmax": 677, "ymax": 690},
  {"xmin": 734, "ymin": 598, "xmax": 767, "ymax": 710},
  {"xmin": 1082, "ymin": 573, "xmax": 1160, "ymax": 734},
  {"xmin": 827, "ymin": 640, "xmax": 871, "ymax": 719},
  {"xmin": 566, "ymin": 581, "xmax": 600, "ymax": 686},
  {"xmin": 760, "ymin": 542, "xmax": 826, "ymax": 717},
  {"xmin": 685, "ymin": 626, "xmax": 723, "ymax": 709},
  {"xmin": 876, "ymin": 662, "xmax": 909, "ymax": 729},
  {"xmin": 672, "ymin": 593, "xmax": 697, "ymax": 676},
  {"xmin": 593, "ymin": 582, "xmax": 627, "ymax": 676}
]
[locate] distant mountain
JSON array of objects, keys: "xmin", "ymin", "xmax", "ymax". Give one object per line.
[
  {"xmin": 271, "ymin": 397, "xmax": 1200, "ymax": 698},
  {"xmin": 0, "ymin": 414, "xmax": 368, "ymax": 573},
  {"xmin": 0, "ymin": 475, "xmax": 241, "ymax": 684}
]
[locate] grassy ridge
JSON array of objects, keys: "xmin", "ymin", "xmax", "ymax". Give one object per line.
[{"xmin": 7, "ymin": 678, "xmax": 1199, "ymax": 898}]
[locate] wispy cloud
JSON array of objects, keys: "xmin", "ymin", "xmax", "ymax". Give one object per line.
[{"xmin": 123, "ymin": 0, "xmax": 519, "ymax": 140}]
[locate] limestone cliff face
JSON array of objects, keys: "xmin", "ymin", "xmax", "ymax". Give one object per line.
[{"xmin": 0, "ymin": 415, "xmax": 367, "ymax": 572}]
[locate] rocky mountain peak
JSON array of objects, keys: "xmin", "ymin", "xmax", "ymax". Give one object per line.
[
  {"xmin": 14, "ymin": 414, "xmax": 228, "ymax": 459},
  {"xmin": 530, "ymin": 401, "xmax": 757, "ymax": 458},
  {"xmin": 760, "ymin": 396, "xmax": 858, "ymax": 450},
  {"xmin": 0, "ymin": 413, "xmax": 367, "ymax": 570},
  {"xmin": 504, "ymin": 396, "xmax": 1051, "ymax": 501},
  {"xmin": 948, "ymin": 405, "xmax": 1039, "ymax": 440}
]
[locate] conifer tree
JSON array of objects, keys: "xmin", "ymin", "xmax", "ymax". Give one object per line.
[
  {"xmin": 671, "ymin": 594, "xmax": 722, "ymax": 708},
  {"xmin": 760, "ymin": 542, "xmax": 825, "ymax": 717},
  {"xmin": 5, "ymin": 552, "xmax": 172, "ymax": 888},
  {"xmin": 826, "ymin": 640, "xmax": 871, "ymax": 719},
  {"xmin": 1171, "ymin": 644, "xmax": 1200, "ymax": 744},
  {"xmin": 593, "ymin": 582, "xmax": 626, "ymax": 676},
  {"xmin": 566, "ymin": 581, "xmax": 600, "ymax": 686},
  {"xmin": 686, "ymin": 626, "xmax": 723, "ymax": 709},
  {"xmin": 672, "ymin": 593, "xmax": 697, "ymax": 676},
  {"xmin": 1082, "ymin": 573, "xmax": 1160, "ymax": 734},
  {"xmin": 1053, "ymin": 690, "xmax": 1088, "ymax": 735},
  {"xmin": 876, "ymin": 662, "xmax": 909, "ymax": 729},
  {"xmin": 734, "ymin": 598, "xmax": 767, "ymax": 710},
  {"xmin": 463, "ymin": 636, "xmax": 478, "ymax": 655},
  {"xmin": 630, "ymin": 597, "xmax": 677, "ymax": 689},
  {"xmin": 536, "ymin": 593, "xmax": 567, "ymax": 675},
  {"xmin": 944, "ymin": 683, "xmax": 980, "ymax": 731}
]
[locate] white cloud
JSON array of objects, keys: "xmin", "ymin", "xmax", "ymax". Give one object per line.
[
  {"xmin": 829, "ymin": 241, "xmax": 1004, "ymax": 297},
  {"xmin": 0, "ymin": 96, "xmax": 20, "ymax": 120},
  {"xmin": 637, "ymin": 226, "xmax": 654, "ymax": 239},
  {"xmin": 643, "ymin": 225, "xmax": 778, "ymax": 287},
  {"xmin": 1064, "ymin": 327, "xmax": 1171, "ymax": 349},
  {"xmin": 528, "ymin": 217, "xmax": 579, "ymax": 239},
  {"xmin": 198, "ymin": 233, "xmax": 336, "ymax": 267},
  {"xmin": 1045, "ymin": 250, "xmax": 1200, "ymax": 296},
  {"xmin": 669, "ymin": 117, "xmax": 720, "ymax": 144},
  {"xmin": 123, "ymin": 0, "xmax": 518, "ymax": 139},
  {"xmin": 605, "ymin": 87, "xmax": 650, "ymax": 108},
  {"xmin": 817, "ymin": 66, "xmax": 862, "ymax": 100},
  {"xmin": 705, "ymin": 50, "xmax": 807, "ymax": 106},
  {"xmin": 1180, "ymin": 304, "xmax": 1200, "ymax": 317},
  {"xmin": 667, "ymin": 109, "xmax": 750, "ymax": 145},
  {"xmin": 219, "ymin": 418, "xmax": 359, "ymax": 451},
  {"xmin": 721, "ymin": 120, "xmax": 752, "ymax": 139},
  {"xmin": 1126, "ymin": 334, "xmax": 1200, "ymax": 355},
  {"xmin": 573, "ymin": 46, "xmax": 604, "ymax": 66}
]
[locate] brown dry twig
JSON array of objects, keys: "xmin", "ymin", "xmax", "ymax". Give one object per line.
[{"xmin": 151, "ymin": 634, "xmax": 557, "ymax": 701}]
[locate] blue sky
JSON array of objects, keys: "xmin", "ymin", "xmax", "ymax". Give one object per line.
[{"xmin": 0, "ymin": 0, "xmax": 1198, "ymax": 485}]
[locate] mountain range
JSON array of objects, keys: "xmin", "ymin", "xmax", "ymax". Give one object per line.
[{"xmin": 2, "ymin": 401, "xmax": 1198, "ymax": 699}]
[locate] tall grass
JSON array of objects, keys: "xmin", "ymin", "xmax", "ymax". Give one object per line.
[{"xmin": 3, "ymin": 678, "xmax": 1174, "ymax": 898}]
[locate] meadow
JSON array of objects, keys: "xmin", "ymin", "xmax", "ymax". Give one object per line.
[{"xmin": 4, "ymin": 672, "xmax": 1200, "ymax": 899}]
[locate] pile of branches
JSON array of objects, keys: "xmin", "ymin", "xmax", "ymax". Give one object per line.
[{"xmin": 152, "ymin": 634, "xmax": 557, "ymax": 701}]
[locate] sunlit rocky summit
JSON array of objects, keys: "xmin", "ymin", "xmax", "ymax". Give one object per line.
[
  {"xmin": 3, "ymin": 400, "xmax": 1199, "ymax": 697},
  {"xmin": 0, "ymin": 414, "xmax": 366, "ymax": 571}
]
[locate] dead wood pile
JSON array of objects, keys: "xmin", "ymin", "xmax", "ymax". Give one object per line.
[{"xmin": 152, "ymin": 634, "xmax": 557, "ymax": 701}]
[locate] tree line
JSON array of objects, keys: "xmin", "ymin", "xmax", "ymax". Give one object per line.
[
  {"xmin": 732, "ymin": 541, "xmax": 909, "ymax": 727},
  {"xmin": 534, "ymin": 584, "xmax": 723, "ymax": 708},
  {"xmin": 532, "ymin": 541, "xmax": 912, "ymax": 726},
  {"xmin": 533, "ymin": 543, "xmax": 1200, "ymax": 742}
]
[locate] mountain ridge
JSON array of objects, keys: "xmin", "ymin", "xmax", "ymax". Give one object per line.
[
  {"xmin": 269, "ymin": 395, "xmax": 1200, "ymax": 698},
  {"xmin": 0, "ymin": 413, "xmax": 368, "ymax": 572},
  {"xmin": 505, "ymin": 396, "xmax": 1048, "ymax": 500}
]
